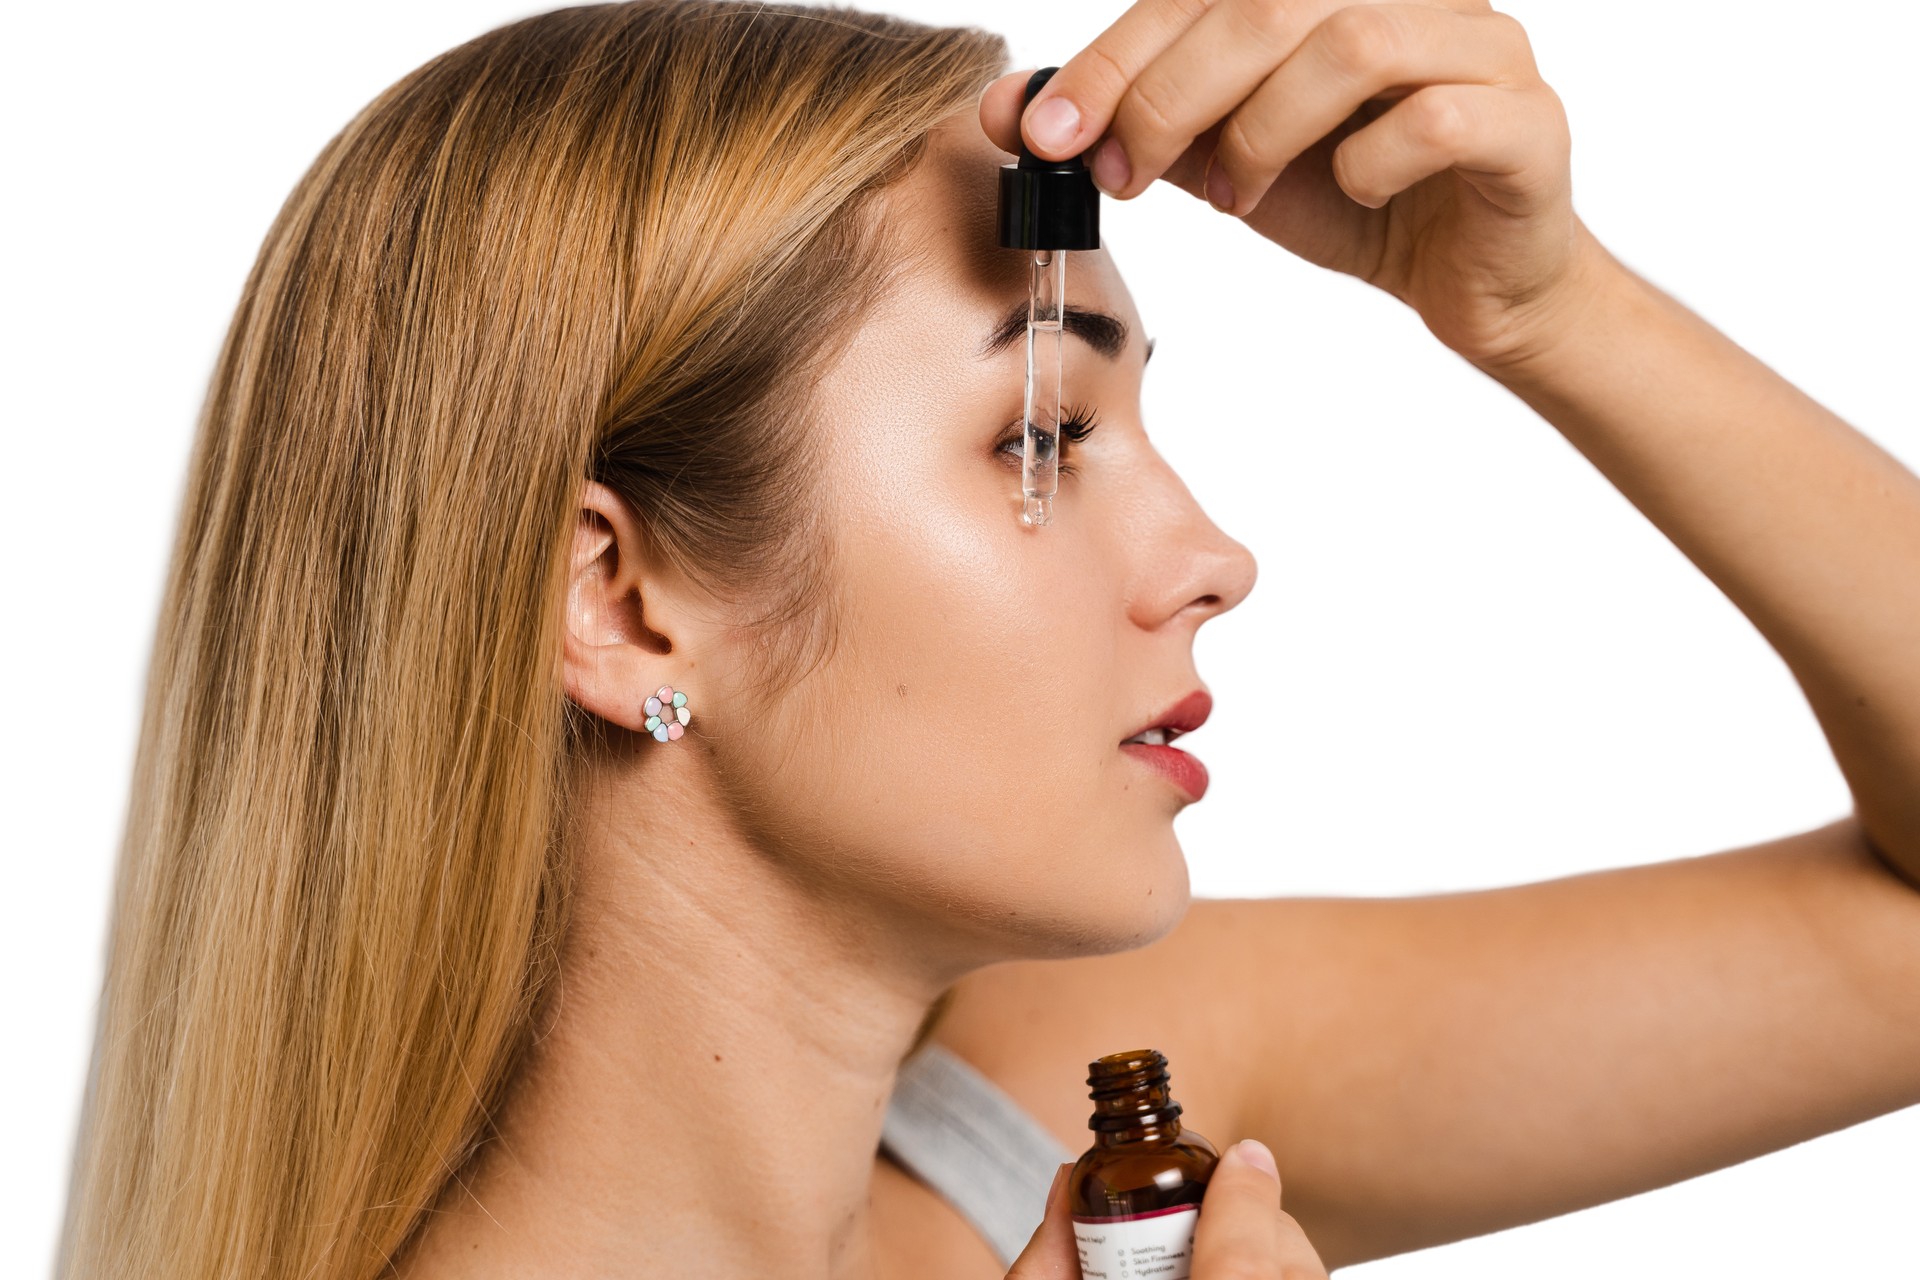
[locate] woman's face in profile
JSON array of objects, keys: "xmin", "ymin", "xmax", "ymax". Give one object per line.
[{"xmin": 709, "ymin": 112, "xmax": 1257, "ymax": 961}]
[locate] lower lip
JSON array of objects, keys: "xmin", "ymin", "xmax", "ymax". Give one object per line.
[{"xmin": 1119, "ymin": 742, "xmax": 1209, "ymax": 801}]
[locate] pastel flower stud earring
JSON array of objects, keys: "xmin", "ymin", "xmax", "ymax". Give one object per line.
[{"xmin": 644, "ymin": 684, "xmax": 690, "ymax": 742}]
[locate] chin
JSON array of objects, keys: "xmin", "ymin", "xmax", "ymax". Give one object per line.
[
  {"xmin": 1120, "ymin": 838, "xmax": 1195, "ymax": 947},
  {"xmin": 1002, "ymin": 831, "xmax": 1196, "ymax": 961}
]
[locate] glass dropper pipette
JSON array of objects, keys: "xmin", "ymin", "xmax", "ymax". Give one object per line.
[
  {"xmin": 997, "ymin": 66, "xmax": 1100, "ymax": 528},
  {"xmin": 1022, "ymin": 247, "xmax": 1065, "ymax": 525}
]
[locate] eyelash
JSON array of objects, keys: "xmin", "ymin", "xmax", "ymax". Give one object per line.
[{"xmin": 997, "ymin": 403, "xmax": 1101, "ymax": 474}]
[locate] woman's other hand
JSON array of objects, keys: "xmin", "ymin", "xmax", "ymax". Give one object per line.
[
  {"xmin": 979, "ymin": 0, "xmax": 1603, "ymax": 370},
  {"xmin": 1006, "ymin": 1138, "xmax": 1330, "ymax": 1279}
]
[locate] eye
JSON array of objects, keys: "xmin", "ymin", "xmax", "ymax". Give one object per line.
[{"xmin": 995, "ymin": 403, "xmax": 1101, "ymax": 475}]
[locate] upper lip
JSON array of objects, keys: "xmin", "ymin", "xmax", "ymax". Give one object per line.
[{"xmin": 1121, "ymin": 689, "xmax": 1212, "ymax": 744}]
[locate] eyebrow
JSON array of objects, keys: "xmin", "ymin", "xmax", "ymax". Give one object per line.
[{"xmin": 978, "ymin": 300, "xmax": 1149, "ymax": 365}]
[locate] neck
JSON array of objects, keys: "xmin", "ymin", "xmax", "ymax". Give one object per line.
[{"xmin": 406, "ymin": 752, "xmax": 969, "ymax": 1279}]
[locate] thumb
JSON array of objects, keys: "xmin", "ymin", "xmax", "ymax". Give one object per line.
[{"xmin": 1004, "ymin": 1162, "xmax": 1078, "ymax": 1280}]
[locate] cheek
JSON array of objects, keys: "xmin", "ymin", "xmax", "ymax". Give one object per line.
[
  {"xmin": 839, "ymin": 454, "xmax": 1113, "ymax": 791},
  {"xmin": 859, "ymin": 530, "xmax": 1097, "ymax": 763},
  {"xmin": 709, "ymin": 461, "xmax": 1187, "ymax": 951}
]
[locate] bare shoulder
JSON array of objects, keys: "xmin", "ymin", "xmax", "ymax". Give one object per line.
[{"xmin": 929, "ymin": 897, "xmax": 1290, "ymax": 1158}]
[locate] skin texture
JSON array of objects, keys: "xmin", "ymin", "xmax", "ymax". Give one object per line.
[{"xmin": 395, "ymin": 114, "xmax": 1256, "ymax": 1279}]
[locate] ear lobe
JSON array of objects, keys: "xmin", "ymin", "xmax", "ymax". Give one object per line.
[{"xmin": 561, "ymin": 483, "xmax": 673, "ymax": 731}]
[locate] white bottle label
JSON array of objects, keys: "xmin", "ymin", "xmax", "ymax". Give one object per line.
[{"xmin": 1072, "ymin": 1204, "xmax": 1200, "ymax": 1280}]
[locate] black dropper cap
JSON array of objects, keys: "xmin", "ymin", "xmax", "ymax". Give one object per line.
[{"xmin": 997, "ymin": 67, "xmax": 1100, "ymax": 251}]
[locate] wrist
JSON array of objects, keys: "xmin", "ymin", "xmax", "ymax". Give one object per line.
[{"xmin": 1465, "ymin": 219, "xmax": 1641, "ymax": 385}]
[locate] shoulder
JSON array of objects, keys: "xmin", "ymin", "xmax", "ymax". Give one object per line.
[{"xmin": 927, "ymin": 897, "xmax": 1287, "ymax": 1159}]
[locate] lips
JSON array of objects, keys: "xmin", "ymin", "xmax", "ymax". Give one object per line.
[{"xmin": 1120, "ymin": 689, "xmax": 1212, "ymax": 746}]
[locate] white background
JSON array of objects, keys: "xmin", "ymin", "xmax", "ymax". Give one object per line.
[{"xmin": 6, "ymin": 0, "xmax": 1915, "ymax": 1275}]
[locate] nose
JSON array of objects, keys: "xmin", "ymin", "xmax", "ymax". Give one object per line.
[{"xmin": 1126, "ymin": 470, "xmax": 1258, "ymax": 632}]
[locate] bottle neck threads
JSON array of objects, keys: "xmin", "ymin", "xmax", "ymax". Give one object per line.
[{"xmin": 1085, "ymin": 1048, "xmax": 1185, "ymax": 1143}]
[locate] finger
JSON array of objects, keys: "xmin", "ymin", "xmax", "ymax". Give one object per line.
[
  {"xmin": 1011, "ymin": 0, "xmax": 1224, "ymax": 163},
  {"xmin": 1328, "ymin": 80, "xmax": 1569, "ymax": 213},
  {"xmin": 1088, "ymin": 0, "xmax": 1500, "ymax": 199},
  {"xmin": 982, "ymin": 68, "xmax": 1057, "ymax": 156},
  {"xmin": 986, "ymin": 74, "xmax": 1252, "ymax": 213},
  {"xmin": 1004, "ymin": 1162, "xmax": 1079, "ymax": 1280},
  {"xmin": 1190, "ymin": 1138, "xmax": 1329, "ymax": 1279},
  {"xmin": 1161, "ymin": 123, "xmax": 1227, "ymax": 201},
  {"xmin": 1207, "ymin": 5, "xmax": 1536, "ymax": 215},
  {"xmin": 1163, "ymin": 108, "xmax": 1372, "ymax": 207},
  {"xmin": 1097, "ymin": 0, "xmax": 1355, "ymax": 199}
]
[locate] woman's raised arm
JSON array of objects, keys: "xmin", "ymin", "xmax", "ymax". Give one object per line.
[{"xmin": 1467, "ymin": 227, "xmax": 1920, "ymax": 880}]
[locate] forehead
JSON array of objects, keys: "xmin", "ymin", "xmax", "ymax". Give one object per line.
[{"xmin": 872, "ymin": 111, "xmax": 1137, "ymax": 332}]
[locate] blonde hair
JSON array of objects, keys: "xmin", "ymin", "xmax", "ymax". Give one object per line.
[{"xmin": 58, "ymin": 5, "xmax": 1004, "ymax": 1276}]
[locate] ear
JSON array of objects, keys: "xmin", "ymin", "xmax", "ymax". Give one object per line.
[{"xmin": 561, "ymin": 479, "xmax": 686, "ymax": 732}]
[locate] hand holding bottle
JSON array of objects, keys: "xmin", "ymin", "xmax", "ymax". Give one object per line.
[
  {"xmin": 978, "ymin": 0, "xmax": 1611, "ymax": 371},
  {"xmin": 1006, "ymin": 1138, "xmax": 1330, "ymax": 1280}
]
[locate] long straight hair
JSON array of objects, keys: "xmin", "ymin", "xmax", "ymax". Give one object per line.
[{"xmin": 58, "ymin": 6, "xmax": 1004, "ymax": 1276}]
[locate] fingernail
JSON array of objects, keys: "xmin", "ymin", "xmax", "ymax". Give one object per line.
[
  {"xmin": 1092, "ymin": 137, "xmax": 1130, "ymax": 195},
  {"xmin": 1226, "ymin": 1138, "xmax": 1279, "ymax": 1180},
  {"xmin": 1206, "ymin": 164, "xmax": 1236, "ymax": 213},
  {"xmin": 1048, "ymin": 1162, "xmax": 1072, "ymax": 1208},
  {"xmin": 1026, "ymin": 95, "xmax": 1080, "ymax": 154}
]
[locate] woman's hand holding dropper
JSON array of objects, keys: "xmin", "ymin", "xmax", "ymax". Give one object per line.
[
  {"xmin": 1006, "ymin": 1139, "xmax": 1330, "ymax": 1280},
  {"xmin": 978, "ymin": 0, "xmax": 1610, "ymax": 372}
]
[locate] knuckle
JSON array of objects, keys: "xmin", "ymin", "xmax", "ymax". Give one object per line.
[
  {"xmin": 1237, "ymin": 0, "xmax": 1297, "ymax": 41},
  {"xmin": 1320, "ymin": 4, "xmax": 1403, "ymax": 77},
  {"xmin": 1489, "ymin": 8, "xmax": 1534, "ymax": 57},
  {"xmin": 1409, "ymin": 88, "xmax": 1470, "ymax": 151},
  {"xmin": 1121, "ymin": 71, "xmax": 1187, "ymax": 137},
  {"xmin": 1214, "ymin": 113, "xmax": 1265, "ymax": 175},
  {"xmin": 1077, "ymin": 42, "xmax": 1135, "ymax": 103},
  {"xmin": 1483, "ymin": 9, "xmax": 1537, "ymax": 80}
]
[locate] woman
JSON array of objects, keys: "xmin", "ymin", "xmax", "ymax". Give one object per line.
[{"xmin": 55, "ymin": 1, "xmax": 1920, "ymax": 1278}]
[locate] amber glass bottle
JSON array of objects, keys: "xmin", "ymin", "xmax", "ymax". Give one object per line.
[{"xmin": 1067, "ymin": 1048, "xmax": 1219, "ymax": 1280}]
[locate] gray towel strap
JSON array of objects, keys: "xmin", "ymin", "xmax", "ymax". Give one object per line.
[{"xmin": 878, "ymin": 1042, "xmax": 1078, "ymax": 1268}]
